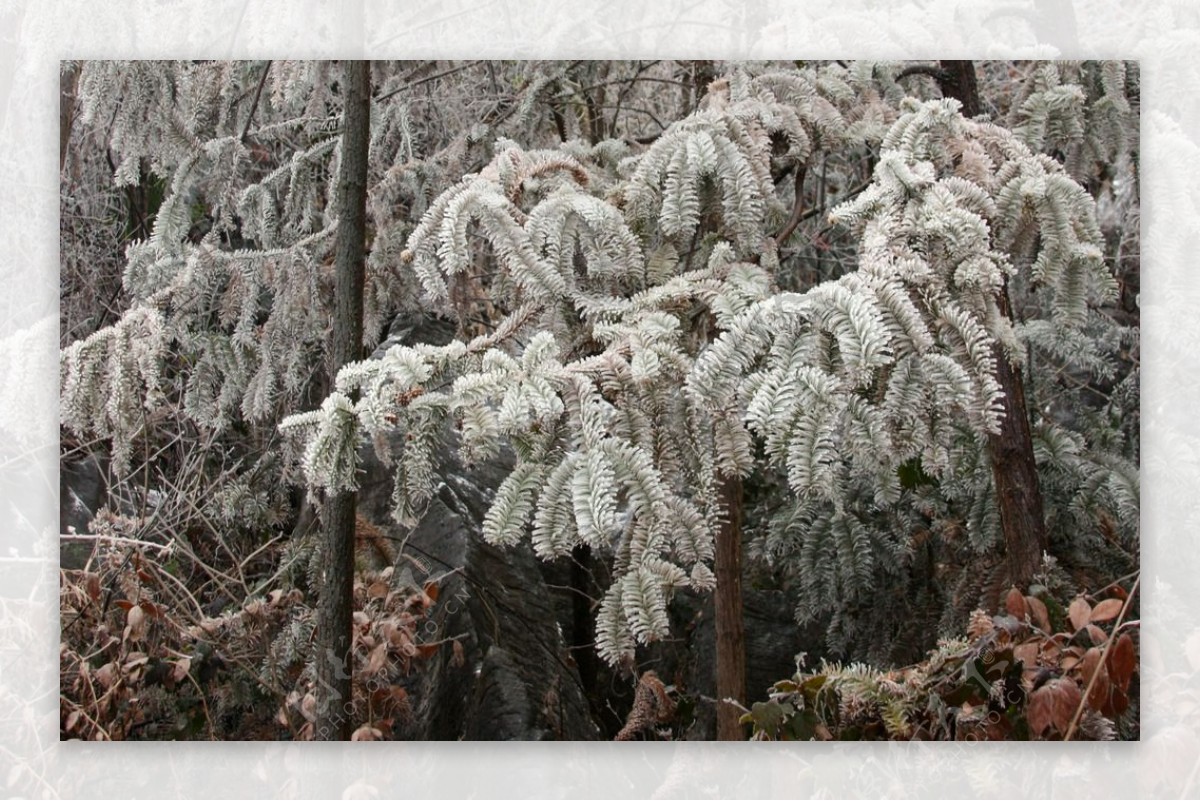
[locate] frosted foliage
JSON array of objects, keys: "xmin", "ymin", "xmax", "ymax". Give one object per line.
[{"xmin": 64, "ymin": 61, "xmax": 1131, "ymax": 672}]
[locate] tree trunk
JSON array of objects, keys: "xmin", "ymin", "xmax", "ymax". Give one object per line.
[
  {"xmin": 714, "ymin": 475, "xmax": 747, "ymax": 740},
  {"xmin": 314, "ymin": 59, "xmax": 371, "ymax": 742},
  {"xmin": 937, "ymin": 60, "xmax": 1047, "ymax": 587}
]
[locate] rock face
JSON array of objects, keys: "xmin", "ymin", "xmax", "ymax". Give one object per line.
[{"xmin": 356, "ymin": 439, "xmax": 601, "ymax": 741}]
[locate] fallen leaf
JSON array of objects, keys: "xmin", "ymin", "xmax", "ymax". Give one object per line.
[
  {"xmin": 351, "ymin": 724, "xmax": 383, "ymax": 741},
  {"xmin": 1027, "ymin": 684, "xmax": 1054, "ymax": 737},
  {"xmin": 1079, "ymin": 648, "xmax": 1104, "ymax": 684},
  {"xmin": 1090, "ymin": 598, "xmax": 1124, "ymax": 624},
  {"xmin": 85, "ymin": 573, "xmax": 101, "ymax": 602},
  {"xmin": 365, "ymin": 643, "xmax": 389, "ymax": 675},
  {"xmin": 300, "ymin": 693, "xmax": 318, "ymax": 722},
  {"xmin": 1014, "ymin": 642, "xmax": 1040, "ymax": 668},
  {"xmin": 1049, "ymin": 678, "xmax": 1082, "ymax": 735},
  {"xmin": 423, "ymin": 581, "xmax": 440, "ymax": 604},
  {"xmin": 1068, "ymin": 597, "xmax": 1091, "ymax": 632},
  {"xmin": 1107, "ymin": 633, "xmax": 1137, "ymax": 691},
  {"xmin": 367, "ymin": 581, "xmax": 389, "ymax": 600},
  {"xmin": 124, "ymin": 605, "xmax": 147, "ymax": 643},
  {"xmin": 1086, "ymin": 667, "xmax": 1111, "ymax": 711},
  {"xmin": 95, "ymin": 663, "xmax": 117, "ymax": 689},
  {"xmin": 1084, "ymin": 624, "xmax": 1108, "ymax": 645},
  {"xmin": 1025, "ymin": 596, "xmax": 1051, "ymax": 632},
  {"xmin": 1005, "ymin": 588, "xmax": 1027, "ymax": 620}
]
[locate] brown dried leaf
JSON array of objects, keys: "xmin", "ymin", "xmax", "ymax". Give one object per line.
[
  {"xmin": 1079, "ymin": 648, "xmax": 1104, "ymax": 683},
  {"xmin": 1090, "ymin": 598, "xmax": 1124, "ymax": 624},
  {"xmin": 300, "ymin": 693, "xmax": 318, "ymax": 722},
  {"xmin": 94, "ymin": 662, "xmax": 117, "ymax": 689},
  {"xmin": 351, "ymin": 724, "xmax": 383, "ymax": 741},
  {"xmin": 124, "ymin": 605, "xmax": 147, "ymax": 643},
  {"xmin": 171, "ymin": 657, "xmax": 191, "ymax": 684},
  {"xmin": 1068, "ymin": 597, "xmax": 1092, "ymax": 632},
  {"xmin": 1086, "ymin": 666, "xmax": 1111, "ymax": 711},
  {"xmin": 1027, "ymin": 684, "xmax": 1054, "ymax": 737},
  {"xmin": 352, "ymin": 611, "xmax": 371, "ymax": 628},
  {"xmin": 367, "ymin": 581, "xmax": 389, "ymax": 600},
  {"xmin": 1049, "ymin": 678, "xmax": 1082, "ymax": 734},
  {"xmin": 365, "ymin": 643, "xmax": 389, "ymax": 676},
  {"xmin": 65, "ymin": 709, "xmax": 82, "ymax": 733},
  {"xmin": 1005, "ymin": 587, "xmax": 1028, "ymax": 620},
  {"xmin": 423, "ymin": 581, "xmax": 440, "ymax": 604},
  {"xmin": 1014, "ymin": 642, "xmax": 1040, "ymax": 668},
  {"xmin": 113, "ymin": 599, "xmax": 134, "ymax": 611},
  {"xmin": 85, "ymin": 573, "xmax": 102, "ymax": 602},
  {"xmin": 1107, "ymin": 685, "xmax": 1130, "ymax": 717},
  {"xmin": 1026, "ymin": 596, "xmax": 1051, "ymax": 633},
  {"xmin": 1108, "ymin": 633, "xmax": 1137, "ymax": 691},
  {"xmin": 1085, "ymin": 624, "xmax": 1109, "ymax": 645}
]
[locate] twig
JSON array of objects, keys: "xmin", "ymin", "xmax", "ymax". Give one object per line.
[
  {"xmin": 61, "ymin": 533, "xmax": 174, "ymax": 553},
  {"xmin": 240, "ymin": 60, "xmax": 272, "ymax": 143},
  {"xmin": 1063, "ymin": 572, "xmax": 1139, "ymax": 741},
  {"xmin": 375, "ymin": 60, "xmax": 484, "ymax": 104},
  {"xmin": 772, "ymin": 165, "xmax": 808, "ymax": 247}
]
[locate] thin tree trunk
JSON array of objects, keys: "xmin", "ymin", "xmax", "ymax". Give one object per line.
[
  {"xmin": 314, "ymin": 59, "xmax": 371, "ymax": 742},
  {"xmin": 714, "ymin": 475, "xmax": 747, "ymax": 740},
  {"xmin": 937, "ymin": 60, "xmax": 1047, "ymax": 587}
]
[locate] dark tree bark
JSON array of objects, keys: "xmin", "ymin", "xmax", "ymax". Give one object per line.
[
  {"xmin": 714, "ymin": 475, "xmax": 747, "ymax": 740},
  {"xmin": 314, "ymin": 59, "xmax": 371, "ymax": 741},
  {"xmin": 936, "ymin": 60, "xmax": 1047, "ymax": 587}
]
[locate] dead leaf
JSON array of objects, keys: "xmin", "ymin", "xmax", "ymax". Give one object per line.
[
  {"xmin": 1107, "ymin": 633, "xmax": 1136, "ymax": 691},
  {"xmin": 1026, "ymin": 596, "xmax": 1051, "ymax": 633},
  {"xmin": 1084, "ymin": 624, "xmax": 1108, "ymax": 645},
  {"xmin": 365, "ymin": 643, "xmax": 389, "ymax": 675},
  {"xmin": 1086, "ymin": 666, "xmax": 1111, "ymax": 711},
  {"xmin": 300, "ymin": 693, "xmax": 318, "ymax": 722},
  {"xmin": 85, "ymin": 573, "xmax": 101, "ymax": 602},
  {"xmin": 1027, "ymin": 684, "xmax": 1054, "ymax": 737},
  {"xmin": 351, "ymin": 724, "xmax": 383, "ymax": 741},
  {"xmin": 65, "ymin": 709, "xmax": 81, "ymax": 732},
  {"xmin": 171, "ymin": 657, "xmax": 191, "ymax": 684},
  {"xmin": 124, "ymin": 605, "xmax": 147, "ymax": 643},
  {"xmin": 1005, "ymin": 588, "xmax": 1027, "ymax": 620},
  {"xmin": 1049, "ymin": 678, "xmax": 1082, "ymax": 735},
  {"xmin": 1079, "ymin": 648, "xmax": 1104, "ymax": 683},
  {"xmin": 1068, "ymin": 597, "xmax": 1091, "ymax": 632},
  {"xmin": 367, "ymin": 581, "xmax": 389, "ymax": 600},
  {"xmin": 94, "ymin": 662, "xmax": 117, "ymax": 689},
  {"xmin": 1090, "ymin": 598, "xmax": 1124, "ymax": 624},
  {"xmin": 114, "ymin": 599, "xmax": 134, "ymax": 611},
  {"xmin": 1014, "ymin": 641, "xmax": 1040, "ymax": 668}
]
